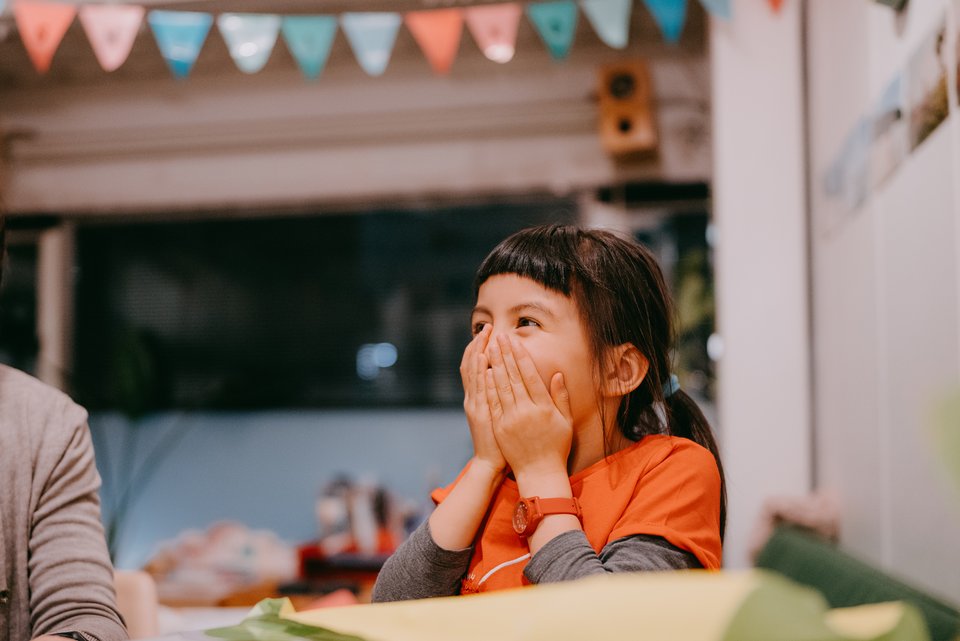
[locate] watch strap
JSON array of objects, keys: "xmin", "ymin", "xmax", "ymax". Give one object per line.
[{"xmin": 535, "ymin": 497, "xmax": 582, "ymax": 517}]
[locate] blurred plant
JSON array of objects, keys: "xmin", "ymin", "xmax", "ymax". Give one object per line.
[
  {"xmin": 674, "ymin": 248, "xmax": 716, "ymax": 400},
  {"xmin": 95, "ymin": 327, "xmax": 187, "ymax": 561},
  {"xmin": 931, "ymin": 387, "xmax": 960, "ymax": 500}
]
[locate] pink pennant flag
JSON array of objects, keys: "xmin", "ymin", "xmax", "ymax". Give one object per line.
[
  {"xmin": 464, "ymin": 3, "xmax": 522, "ymax": 64},
  {"xmin": 405, "ymin": 9, "xmax": 463, "ymax": 75},
  {"xmin": 79, "ymin": 4, "xmax": 144, "ymax": 72},
  {"xmin": 12, "ymin": 0, "xmax": 76, "ymax": 73},
  {"xmin": 768, "ymin": 0, "xmax": 785, "ymax": 13}
]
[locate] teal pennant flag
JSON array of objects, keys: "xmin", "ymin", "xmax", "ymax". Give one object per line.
[
  {"xmin": 642, "ymin": 0, "xmax": 687, "ymax": 43},
  {"xmin": 218, "ymin": 13, "xmax": 281, "ymax": 74},
  {"xmin": 281, "ymin": 16, "xmax": 337, "ymax": 80},
  {"xmin": 698, "ymin": 0, "xmax": 731, "ymax": 20},
  {"xmin": 526, "ymin": 1, "xmax": 578, "ymax": 60},
  {"xmin": 580, "ymin": 0, "xmax": 631, "ymax": 49},
  {"xmin": 340, "ymin": 12, "xmax": 401, "ymax": 77},
  {"xmin": 148, "ymin": 10, "xmax": 213, "ymax": 78}
]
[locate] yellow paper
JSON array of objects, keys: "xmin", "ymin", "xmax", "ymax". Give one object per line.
[{"xmin": 282, "ymin": 570, "xmax": 928, "ymax": 641}]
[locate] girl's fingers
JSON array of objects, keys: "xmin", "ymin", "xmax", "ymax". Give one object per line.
[
  {"xmin": 503, "ymin": 335, "xmax": 552, "ymax": 404},
  {"xmin": 496, "ymin": 334, "xmax": 529, "ymax": 400},
  {"xmin": 487, "ymin": 337, "xmax": 516, "ymax": 410},
  {"xmin": 474, "ymin": 328, "xmax": 492, "ymax": 396},
  {"xmin": 462, "ymin": 325, "xmax": 490, "ymax": 389},
  {"xmin": 476, "ymin": 353, "xmax": 489, "ymax": 399},
  {"xmin": 550, "ymin": 372, "xmax": 573, "ymax": 422},
  {"xmin": 484, "ymin": 369, "xmax": 503, "ymax": 420}
]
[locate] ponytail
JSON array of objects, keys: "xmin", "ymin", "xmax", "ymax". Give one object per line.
[
  {"xmin": 665, "ymin": 390, "xmax": 727, "ymax": 540},
  {"xmin": 616, "ymin": 376, "xmax": 727, "ymax": 541}
]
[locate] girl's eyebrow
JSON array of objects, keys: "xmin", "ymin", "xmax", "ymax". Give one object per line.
[
  {"xmin": 510, "ymin": 302, "xmax": 556, "ymax": 318},
  {"xmin": 471, "ymin": 302, "xmax": 557, "ymax": 318}
]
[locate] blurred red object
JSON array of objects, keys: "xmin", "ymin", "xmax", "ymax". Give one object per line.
[{"xmin": 300, "ymin": 588, "xmax": 359, "ymax": 610}]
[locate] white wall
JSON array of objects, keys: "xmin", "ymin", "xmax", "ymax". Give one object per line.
[
  {"xmin": 808, "ymin": 0, "xmax": 960, "ymax": 602},
  {"xmin": 710, "ymin": 1, "xmax": 812, "ymax": 569}
]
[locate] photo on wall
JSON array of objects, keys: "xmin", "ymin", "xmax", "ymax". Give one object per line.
[
  {"xmin": 955, "ymin": 0, "xmax": 960, "ymax": 110},
  {"xmin": 823, "ymin": 116, "xmax": 870, "ymax": 216},
  {"xmin": 906, "ymin": 13, "xmax": 949, "ymax": 150},
  {"xmin": 868, "ymin": 73, "xmax": 908, "ymax": 190}
]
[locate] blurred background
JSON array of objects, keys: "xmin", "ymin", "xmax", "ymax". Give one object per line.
[{"xmin": 1, "ymin": 0, "xmax": 959, "ymax": 617}]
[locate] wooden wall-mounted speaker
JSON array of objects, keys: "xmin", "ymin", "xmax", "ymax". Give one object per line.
[{"xmin": 597, "ymin": 60, "xmax": 658, "ymax": 158}]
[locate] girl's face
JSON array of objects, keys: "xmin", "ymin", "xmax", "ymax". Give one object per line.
[{"xmin": 471, "ymin": 274, "xmax": 601, "ymax": 429}]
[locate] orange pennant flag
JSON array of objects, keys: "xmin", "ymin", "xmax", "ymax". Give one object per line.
[
  {"xmin": 79, "ymin": 4, "xmax": 144, "ymax": 72},
  {"xmin": 768, "ymin": 0, "xmax": 785, "ymax": 13},
  {"xmin": 405, "ymin": 9, "xmax": 463, "ymax": 75},
  {"xmin": 13, "ymin": 0, "xmax": 77, "ymax": 73},
  {"xmin": 465, "ymin": 3, "xmax": 522, "ymax": 64}
]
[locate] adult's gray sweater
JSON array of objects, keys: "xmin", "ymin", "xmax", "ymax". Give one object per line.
[{"xmin": 0, "ymin": 365, "xmax": 127, "ymax": 641}]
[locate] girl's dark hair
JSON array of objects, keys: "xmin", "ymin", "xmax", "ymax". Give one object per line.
[
  {"xmin": 474, "ymin": 223, "xmax": 726, "ymax": 538},
  {"xmin": 0, "ymin": 214, "xmax": 5, "ymax": 287}
]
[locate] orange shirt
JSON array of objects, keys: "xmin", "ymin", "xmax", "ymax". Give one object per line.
[{"xmin": 431, "ymin": 435, "xmax": 722, "ymax": 594}]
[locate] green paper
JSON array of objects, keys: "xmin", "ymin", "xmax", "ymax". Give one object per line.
[
  {"xmin": 206, "ymin": 598, "xmax": 366, "ymax": 641},
  {"xmin": 724, "ymin": 571, "xmax": 930, "ymax": 641}
]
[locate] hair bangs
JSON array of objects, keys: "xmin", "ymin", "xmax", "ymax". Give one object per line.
[{"xmin": 473, "ymin": 225, "xmax": 580, "ymax": 297}]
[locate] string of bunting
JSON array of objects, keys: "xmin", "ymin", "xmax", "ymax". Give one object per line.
[{"xmin": 0, "ymin": 0, "xmax": 787, "ymax": 79}]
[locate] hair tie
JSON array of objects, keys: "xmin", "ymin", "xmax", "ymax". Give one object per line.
[{"xmin": 662, "ymin": 374, "xmax": 680, "ymax": 398}]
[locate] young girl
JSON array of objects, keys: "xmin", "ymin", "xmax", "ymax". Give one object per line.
[{"xmin": 372, "ymin": 224, "xmax": 726, "ymax": 600}]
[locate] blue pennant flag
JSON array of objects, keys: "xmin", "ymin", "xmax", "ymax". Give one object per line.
[
  {"xmin": 340, "ymin": 12, "xmax": 401, "ymax": 77},
  {"xmin": 281, "ymin": 16, "xmax": 337, "ymax": 80},
  {"xmin": 526, "ymin": 1, "xmax": 578, "ymax": 60},
  {"xmin": 642, "ymin": 0, "xmax": 687, "ymax": 43},
  {"xmin": 148, "ymin": 10, "xmax": 213, "ymax": 78},
  {"xmin": 580, "ymin": 0, "xmax": 631, "ymax": 49},
  {"xmin": 697, "ymin": 0, "xmax": 731, "ymax": 20},
  {"xmin": 217, "ymin": 13, "xmax": 281, "ymax": 74}
]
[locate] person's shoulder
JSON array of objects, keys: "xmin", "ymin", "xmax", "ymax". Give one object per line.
[
  {"xmin": 631, "ymin": 434, "xmax": 718, "ymax": 476},
  {"xmin": 0, "ymin": 364, "xmax": 88, "ymax": 433}
]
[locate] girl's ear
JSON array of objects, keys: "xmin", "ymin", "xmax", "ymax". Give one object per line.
[{"xmin": 600, "ymin": 343, "xmax": 649, "ymax": 398}]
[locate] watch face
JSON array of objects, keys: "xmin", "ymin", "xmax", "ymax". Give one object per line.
[{"xmin": 512, "ymin": 500, "xmax": 530, "ymax": 534}]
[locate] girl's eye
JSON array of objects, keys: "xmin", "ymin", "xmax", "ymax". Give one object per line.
[
  {"xmin": 471, "ymin": 321, "xmax": 488, "ymax": 336},
  {"xmin": 517, "ymin": 317, "xmax": 541, "ymax": 329}
]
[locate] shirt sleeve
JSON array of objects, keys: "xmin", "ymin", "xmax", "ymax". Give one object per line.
[
  {"xmin": 371, "ymin": 519, "xmax": 473, "ymax": 602},
  {"xmin": 29, "ymin": 406, "xmax": 128, "ymax": 641},
  {"xmin": 523, "ymin": 530, "xmax": 701, "ymax": 585},
  {"xmin": 608, "ymin": 441, "xmax": 723, "ymax": 569}
]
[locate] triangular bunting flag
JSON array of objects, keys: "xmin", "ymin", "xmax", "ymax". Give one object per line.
[
  {"xmin": 340, "ymin": 12, "xmax": 401, "ymax": 77},
  {"xmin": 580, "ymin": 0, "xmax": 631, "ymax": 49},
  {"xmin": 12, "ymin": 1, "xmax": 77, "ymax": 73},
  {"xmin": 768, "ymin": 0, "xmax": 785, "ymax": 12},
  {"xmin": 148, "ymin": 10, "xmax": 213, "ymax": 79},
  {"xmin": 526, "ymin": 1, "xmax": 578, "ymax": 60},
  {"xmin": 78, "ymin": 4, "xmax": 143, "ymax": 72},
  {"xmin": 641, "ymin": 0, "xmax": 687, "ymax": 43},
  {"xmin": 697, "ymin": 0, "xmax": 731, "ymax": 20},
  {"xmin": 218, "ymin": 13, "xmax": 281, "ymax": 74},
  {"xmin": 405, "ymin": 9, "xmax": 463, "ymax": 75},
  {"xmin": 281, "ymin": 16, "xmax": 337, "ymax": 80},
  {"xmin": 464, "ymin": 3, "xmax": 522, "ymax": 64}
]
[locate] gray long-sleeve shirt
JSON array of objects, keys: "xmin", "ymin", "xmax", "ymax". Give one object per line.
[
  {"xmin": 372, "ymin": 518, "xmax": 700, "ymax": 602},
  {"xmin": 0, "ymin": 365, "xmax": 128, "ymax": 641}
]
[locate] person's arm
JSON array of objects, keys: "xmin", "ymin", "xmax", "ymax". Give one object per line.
[
  {"xmin": 29, "ymin": 407, "xmax": 127, "ymax": 641},
  {"xmin": 523, "ymin": 531, "xmax": 701, "ymax": 584},
  {"xmin": 427, "ymin": 325, "xmax": 508, "ymax": 551},
  {"xmin": 371, "ymin": 519, "xmax": 473, "ymax": 602}
]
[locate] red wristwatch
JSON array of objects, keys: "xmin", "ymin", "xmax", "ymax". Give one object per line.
[{"xmin": 512, "ymin": 496, "xmax": 582, "ymax": 537}]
